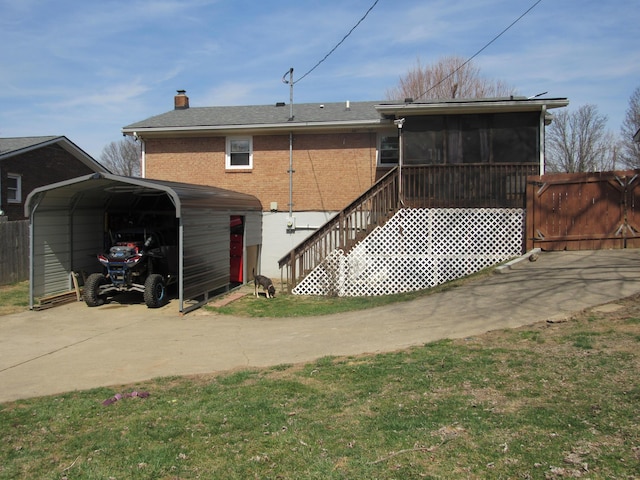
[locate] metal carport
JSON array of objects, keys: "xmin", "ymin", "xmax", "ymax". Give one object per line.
[{"xmin": 25, "ymin": 172, "xmax": 262, "ymax": 313}]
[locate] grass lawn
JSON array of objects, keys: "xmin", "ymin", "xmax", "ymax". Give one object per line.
[
  {"xmin": 0, "ymin": 280, "xmax": 29, "ymax": 316},
  {"xmin": 205, "ymin": 271, "xmax": 483, "ymax": 318},
  {"xmin": 0, "ymin": 269, "xmax": 483, "ymax": 319},
  {"xmin": 2, "ymin": 292, "xmax": 640, "ymax": 479}
]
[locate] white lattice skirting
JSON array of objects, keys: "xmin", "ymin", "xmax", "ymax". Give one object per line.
[{"xmin": 292, "ymin": 208, "xmax": 525, "ymax": 296}]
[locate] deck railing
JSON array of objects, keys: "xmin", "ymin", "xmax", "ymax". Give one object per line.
[
  {"xmin": 279, "ymin": 163, "xmax": 538, "ymax": 289},
  {"xmin": 278, "ymin": 167, "xmax": 399, "ymax": 289}
]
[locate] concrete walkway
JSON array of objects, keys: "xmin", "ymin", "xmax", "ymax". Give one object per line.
[{"xmin": 1, "ymin": 249, "xmax": 639, "ymax": 403}]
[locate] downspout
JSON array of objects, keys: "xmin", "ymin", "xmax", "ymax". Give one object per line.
[
  {"xmin": 288, "ymin": 131, "xmax": 293, "ymax": 222},
  {"xmin": 140, "ymin": 137, "xmax": 146, "ymax": 178},
  {"xmin": 284, "ymin": 68, "xmax": 295, "ymax": 233},
  {"xmin": 395, "ymin": 118, "xmax": 405, "ymax": 207}
]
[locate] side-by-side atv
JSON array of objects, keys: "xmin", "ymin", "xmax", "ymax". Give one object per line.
[{"xmin": 83, "ymin": 229, "xmax": 178, "ymax": 308}]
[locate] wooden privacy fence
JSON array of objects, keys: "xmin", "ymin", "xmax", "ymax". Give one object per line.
[
  {"xmin": 0, "ymin": 219, "xmax": 29, "ymax": 285},
  {"xmin": 526, "ymin": 170, "xmax": 640, "ymax": 251}
]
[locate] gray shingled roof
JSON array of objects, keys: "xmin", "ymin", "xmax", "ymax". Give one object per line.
[
  {"xmin": 0, "ymin": 135, "xmax": 109, "ymax": 173},
  {"xmin": 123, "ymin": 96, "xmax": 571, "ymax": 133},
  {"xmin": 0, "ymin": 136, "xmax": 60, "ymax": 156},
  {"xmin": 123, "ymin": 100, "xmax": 386, "ymax": 130}
]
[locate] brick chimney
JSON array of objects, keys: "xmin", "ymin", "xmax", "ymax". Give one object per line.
[{"xmin": 174, "ymin": 90, "xmax": 189, "ymax": 110}]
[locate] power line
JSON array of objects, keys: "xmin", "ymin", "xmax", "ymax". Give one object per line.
[
  {"xmin": 414, "ymin": 0, "xmax": 544, "ymax": 101},
  {"xmin": 294, "ymin": 0, "xmax": 381, "ymax": 85}
]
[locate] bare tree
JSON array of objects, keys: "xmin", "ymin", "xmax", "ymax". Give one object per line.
[
  {"xmin": 100, "ymin": 137, "xmax": 141, "ymax": 176},
  {"xmin": 545, "ymin": 104, "xmax": 615, "ymax": 173},
  {"xmin": 618, "ymin": 86, "xmax": 640, "ymax": 169},
  {"xmin": 385, "ymin": 55, "xmax": 515, "ymax": 101}
]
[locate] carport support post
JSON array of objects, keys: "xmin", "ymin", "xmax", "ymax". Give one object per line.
[
  {"xmin": 28, "ymin": 217, "xmax": 34, "ymax": 309},
  {"xmin": 178, "ymin": 218, "xmax": 184, "ymax": 312}
]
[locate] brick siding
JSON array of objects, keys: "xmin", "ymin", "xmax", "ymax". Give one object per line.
[
  {"xmin": 144, "ymin": 132, "xmax": 382, "ymax": 211},
  {"xmin": 1, "ymin": 145, "xmax": 97, "ymax": 221}
]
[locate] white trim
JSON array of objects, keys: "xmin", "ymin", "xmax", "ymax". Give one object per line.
[
  {"xmin": 6, "ymin": 173, "xmax": 22, "ymax": 203},
  {"xmin": 122, "ymin": 119, "xmax": 388, "ymax": 136},
  {"xmin": 375, "ymin": 98, "xmax": 570, "ymax": 116},
  {"xmin": 140, "ymin": 138, "xmax": 146, "ymax": 178},
  {"xmin": 225, "ymin": 136, "xmax": 253, "ymax": 170}
]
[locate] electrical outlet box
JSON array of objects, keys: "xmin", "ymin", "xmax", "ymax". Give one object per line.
[{"xmin": 286, "ymin": 216, "xmax": 296, "ymax": 232}]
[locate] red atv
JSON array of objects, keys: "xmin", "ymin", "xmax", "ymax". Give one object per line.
[{"xmin": 83, "ymin": 229, "xmax": 177, "ymax": 308}]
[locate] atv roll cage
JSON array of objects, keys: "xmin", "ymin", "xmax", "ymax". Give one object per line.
[{"xmin": 83, "ymin": 228, "xmax": 178, "ymax": 308}]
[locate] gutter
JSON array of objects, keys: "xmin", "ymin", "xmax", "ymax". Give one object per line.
[
  {"xmin": 375, "ymin": 98, "xmax": 569, "ymax": 116},
  {"xmin": 122, "ymin": 119, "xmax": 390, "ymax": 136}
]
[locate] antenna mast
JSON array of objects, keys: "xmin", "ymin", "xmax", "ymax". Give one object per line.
[{"xmin": 282, "ymin": 68, "xmax": 295, "ymax": 230}]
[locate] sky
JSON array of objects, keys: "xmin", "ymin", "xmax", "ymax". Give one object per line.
[{"xmin": 1, "ymin": 0, "xmax": 638, "ymax": 160}]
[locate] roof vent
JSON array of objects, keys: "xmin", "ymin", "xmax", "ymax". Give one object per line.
[
  {"xmin": 404, "ymin": 97, "xmax": 414, "ymax": 103},
  {"xmin": 174, "ymin": 90, "xmax": 189, "ymax": 110},
  {"xmin": 275, "ymin": 102, "xmax": 286, "ymax": 107}
]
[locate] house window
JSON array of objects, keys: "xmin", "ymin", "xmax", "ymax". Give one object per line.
[
  {"xmin": 6, "ymin": 174, "xmax": 22, "ymax": 203},
  {"xmin": 226, "ymin": 137, "xmax": 253, "ymax": 169},
  {"xmin": 378, "ymin": 133, "xmax": 399, "ymax": 165}
]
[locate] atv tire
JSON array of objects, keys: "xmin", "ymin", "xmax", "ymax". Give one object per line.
[
  {"xmin": 144, "ymin": 274, "xmax": 167, "ymax": 308},
  {"xmin": 84, "ymin": 273, "xmax": 107, "ymax": 307}
]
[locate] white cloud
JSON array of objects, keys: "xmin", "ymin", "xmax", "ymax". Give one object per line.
[{"xmin": 1, "ymin": 0, "xmax": 638, "ymax": 157}]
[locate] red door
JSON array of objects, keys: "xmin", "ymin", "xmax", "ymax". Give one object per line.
[{"xmin": 230, "ymin": 216, "xmax": 244, "ymax": 283}]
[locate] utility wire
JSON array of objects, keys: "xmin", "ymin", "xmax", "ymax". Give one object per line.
[
  {"xmin": 294, "ymin": 0, "xmax": 381, "ymax": 85},
  {"xmin": 414, "ymin": 0, "xmax": 544, "ymax": 101}
]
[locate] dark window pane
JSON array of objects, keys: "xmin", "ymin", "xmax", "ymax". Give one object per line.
[
  {"xmin": 380, "ymin": 135, "xmax": 399, "ymax": 164},
  {"xmin": 230, "ymin": 152, "xmax": 250, "ymax": 166}
]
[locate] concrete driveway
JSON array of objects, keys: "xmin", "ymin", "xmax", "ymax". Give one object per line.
[{"xmin": 1, "ymin": 249, "xmax": 639, "ymax": 403}]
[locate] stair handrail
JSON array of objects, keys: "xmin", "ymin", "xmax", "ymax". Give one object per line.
[{"xmin": 278, "ymin": 167, "xmax": 399, "ymax": 288}]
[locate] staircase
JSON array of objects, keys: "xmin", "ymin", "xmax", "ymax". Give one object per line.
[
  {"xmin": 278, "ymin": 163, "xmax": 537, "ymax": 291},
  {"xmin": 278, "ymin": 167, "xmax": 400, "ymax": 290}
]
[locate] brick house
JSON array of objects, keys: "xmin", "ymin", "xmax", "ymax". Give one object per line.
[
  {"xmin": 0, "ymin": 136, "xmax": 108, "ymax": 221},
  {"xmin": 123, "ymin": 92, "xmax": 568, "ymax": 280}
]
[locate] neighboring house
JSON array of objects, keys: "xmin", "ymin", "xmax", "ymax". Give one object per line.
[
  {"xmin": 123, "ymin": 91, "xmax": 568, "ymax": 279},
  {"xmin": 0, "ymin": 136, "xmax": 109, "ymax": 221}
]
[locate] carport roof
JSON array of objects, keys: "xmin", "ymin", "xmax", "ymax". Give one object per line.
[{"xmin": 25, "ymin": 172, "xmax": 262, "ymax": 217}]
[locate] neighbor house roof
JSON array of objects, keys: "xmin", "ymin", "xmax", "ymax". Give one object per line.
[
  {"xmin": 0, "ymin": 136, "xmax": 109, "ymax": 173},
  {"xmin": 122, "ymin": 96, "xmax": 569, "ymax": 138}
]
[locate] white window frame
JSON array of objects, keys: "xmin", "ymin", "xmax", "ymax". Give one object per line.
[
  {"xmin": 225, "ymin": 136, "xmax": 253, "ymax": 170},
  {"xmin": 6, "ymin": 173, "xmax": 22, "ymax": 204},
  {"xmin": 377, "ymin": 131, "xmax": 399, "ymax": 166}
]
